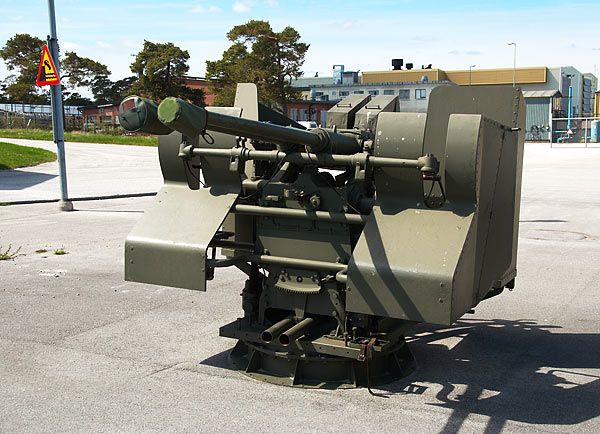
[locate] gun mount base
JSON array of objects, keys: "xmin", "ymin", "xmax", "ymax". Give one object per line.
[{"xmin": 220, "ymin": 320, "xmax": 415, "ymax": 389}]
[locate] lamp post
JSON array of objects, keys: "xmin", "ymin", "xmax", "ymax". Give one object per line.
[
  {"xmin": 508, "ymin": 42, "xmax": 516, "ymax": 87},
  {"xmin": 469, "ymin": 65, "xmax": 476, "ymax": 86}
]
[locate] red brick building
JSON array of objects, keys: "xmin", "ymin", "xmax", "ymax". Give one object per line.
[
  {"xmin": 183, "ymin": 77, "xmax": 217, "ymax": 106},
  {"xmin": 286, "ymin": 100, "xmax": 336, "ymax": 126}
]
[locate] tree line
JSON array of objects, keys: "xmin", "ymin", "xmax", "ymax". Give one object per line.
[{"xmin": 0, "ymin": 20, "xmax": 308, "ymax": 113}]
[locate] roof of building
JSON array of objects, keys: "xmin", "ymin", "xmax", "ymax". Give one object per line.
[
  {"xmin": 522, "ymin": 90, "xmax": 562, "ymax": 98},
  {"xmin": 308, "ymin": 80, "xmax": 455, "ymax": 89}
]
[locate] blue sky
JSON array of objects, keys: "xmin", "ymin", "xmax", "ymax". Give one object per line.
[{"xmin": 1, "ymin": 0, "xmax": 600, "ymax": 85}]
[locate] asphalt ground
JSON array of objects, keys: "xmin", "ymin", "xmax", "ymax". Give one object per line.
[
  {"xmin": 0, "ymin": 142, "xmax": 599, "ymax": 433},
  {"xmin": 0, "ymin": 138, "xmax": 161, "ymax": 203}
]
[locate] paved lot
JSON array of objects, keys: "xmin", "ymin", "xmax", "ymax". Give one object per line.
[
  {"xmin": 0, "ymin": 138, "xmax": 161, "ymax": 202},
  {"xmin": 0, "ymin": 142, "xmax": 599, "ymax": 433}
]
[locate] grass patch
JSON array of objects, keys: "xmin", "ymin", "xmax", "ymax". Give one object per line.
[
  {"xmin": 53, "ymin": 248, "xmax": 67, "ymax": 255},
  {"xmin": 0, "ymin": 129, "xmax": 157, "ymax": 146},
  {"xmin": 35, "ymin": 249, "xmax": 48, "ymax": 254},
  {"xmin": 0, "ymin": 245, "xmax": 23, "ymax": 260},
  {"xmin": 0, "ymin": 141, "xmax": 57, "ymax": 170}
]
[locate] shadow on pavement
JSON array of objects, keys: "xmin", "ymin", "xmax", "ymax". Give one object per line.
[
  {"xmin": 388, "ymin": 319, "xmax": 600, "ymax": 432},
  {"xmin": 0, "ymin": 169, "xmax": 57, "ymax": 190}
]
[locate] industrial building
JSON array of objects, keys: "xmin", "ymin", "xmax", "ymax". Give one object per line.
[{"xmin": 291, "ymin": 62, "xmax": 598, "ymax": 141}]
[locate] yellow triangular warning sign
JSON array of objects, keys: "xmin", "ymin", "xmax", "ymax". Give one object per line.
[{"xmin": 37, "ymin": 45, "xmax": 60, "ymax": 86}]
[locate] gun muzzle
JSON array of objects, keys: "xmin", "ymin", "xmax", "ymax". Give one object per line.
[{"xmin": 118, "ymin": 96, "xmax": 173, "ymax": 135}]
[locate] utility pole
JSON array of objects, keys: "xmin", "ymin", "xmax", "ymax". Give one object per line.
[
  {"xmin": 469, "ymin": 65, "xmax": 476, "ymax": 86},
  {"xmin": 47, "ymin": 0, "xmax": 72, "ymax": 211}
]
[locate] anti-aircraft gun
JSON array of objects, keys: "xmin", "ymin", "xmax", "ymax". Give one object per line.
[{"xmin": 119, "ymin": 84, "xmax": 525, "ymax": 388}]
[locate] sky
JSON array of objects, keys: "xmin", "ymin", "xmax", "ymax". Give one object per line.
[{"xmin": 1, "ymin": 0, "xmax": 600, "ymax": 88}]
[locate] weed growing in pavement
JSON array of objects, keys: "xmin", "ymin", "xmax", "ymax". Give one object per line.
[
  {"xmin": 53, "ymin": 248, "xmax": 67, "ymax": 255},
  {"xmin": 0, "ymin": 245, "xmax": 23, "ymax": 260}
]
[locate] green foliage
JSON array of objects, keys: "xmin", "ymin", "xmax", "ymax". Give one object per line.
[
  {"xmin": 53, "ymin": 248, "xmax": 67, "ymax": 256},
  {"xmin": 92, "ymin": 76, "xmax": 136, "ymax": 104},
  {"xmin": 35, "ymin": 249, "xmax": 48, "ymax": 254},
  {"xmin": 129, "ymin": 41, "xmax": 204, "ymax": 105},
  {"xmin": 61, "ymin": 52, "xmax": 110, "ymax": 88},
  {"xmin": 0, "ymin": 34, "xmax": 49, "ymax": 104},
  {"xmin": 0, "ymin": 245, "xmax": 23, "ymax": 260},
  {"xmin": 206, "ymin": 20, "xmax": 309, "ymax": 112},
  {"xmin": 0, "ymin": 141, "xmax": 57, "ymax": 170},
  {"xmin": 0, "ymin": 129, "xmax": 157, "ymax": 146},
  {"xmin": 64, "ymin": 92, "xmax": 93, "ymax": 106}
]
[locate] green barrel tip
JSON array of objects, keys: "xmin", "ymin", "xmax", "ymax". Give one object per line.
[
  {"xmin": 157, "ymin": 97, "xmax": 181, "ymax": 125},
  {"xmin": 157, "ymin": 97, "xmax": 208, "ymax": 138}
]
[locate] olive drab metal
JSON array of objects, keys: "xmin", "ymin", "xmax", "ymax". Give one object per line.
[{"xmin": 119, "ymin": 83, "xmax": 525, "ymax": 388}]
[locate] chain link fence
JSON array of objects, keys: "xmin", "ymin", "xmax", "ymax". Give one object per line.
[{"xmin": 0, "ymin": 103, "xmax": 83, "ymax": 131}]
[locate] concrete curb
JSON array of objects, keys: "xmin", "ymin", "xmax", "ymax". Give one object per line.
[{"xmin": 2, "ymin": 192, "xmax": 157, "ymax": 206}]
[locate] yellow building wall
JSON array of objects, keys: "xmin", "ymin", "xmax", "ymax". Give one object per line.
[
  {"xmin": 595, "ymin": 92, "xmax": 600, "ymax": 117},
  {"xmin": 445, "ymin": 67, "xmax": 546, "ymax": 85},
  {"xmin": 362, "ymin": 67, "xmax": 547, "ymax": 86}
]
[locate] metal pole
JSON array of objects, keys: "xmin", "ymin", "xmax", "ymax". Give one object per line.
[
  {"xmin": 47, "ymin": 0, "xmax": 72, "ymax": 211},
  {"xmin": 469, "ymin": 65, "xmax": 476, "ymax": 86},
  {"xmin": 568, "ymin": 85, "xmax": 572, "ymax": 130},
  {"xmin": 549, "ymin": 101, "xmax": 553, "ymax": 148},
  {"xmin": 508, "ymin": 42, "xmax": 516, "ymax": 87}
]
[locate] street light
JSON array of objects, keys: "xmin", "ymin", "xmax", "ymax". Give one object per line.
[
  {"xmin": 469, "ymin": 64, "xmax": 476, "ymax": 86},
  {"xmin": 508, "ymin": 42, "xmax": 516, "ymax": 87}
]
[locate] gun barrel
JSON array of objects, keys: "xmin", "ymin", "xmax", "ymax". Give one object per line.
[{"xmin": 157, "ymin": 97, "xmax": 361, "ymax": 155}]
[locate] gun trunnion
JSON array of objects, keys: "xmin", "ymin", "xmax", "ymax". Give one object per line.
[{"xmin": 119, "ymin": 83, "xmax": 525, "ymax": 388}]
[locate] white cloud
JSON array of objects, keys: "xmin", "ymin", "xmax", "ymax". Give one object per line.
[
  {"xmin": 448, "ymin": 50, "xmax": 482, "ymax": 56},
  {"xmin": 233, "ymin": 1, "xmax": 252, "ymax": 13},
  {"xmin": 122, "ymin": 40, "xmax": 143, "ymax": 49},
  {"xmin": 9, "ymin": 16, "xmax": 23, "ymax": 21},
  {"xmin": 264, "ymin": 0, "xmax": 278, "ymax": 7},
  {"xmin": 191, "ymin": 5, "xmax": 222, "ymax": 13},
  {"xmin": 62, "ymin": 42, "xmax": 82, "ymax": 50},
  {"xmin": 97, "ymin": 41, "xmax": 111, "ymax": 48}
]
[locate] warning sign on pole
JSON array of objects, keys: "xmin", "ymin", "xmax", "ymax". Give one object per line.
[
  {"xmin": 36, "ymin": 45, "xmax": 60, "ymax": 86},
  {"xmin": 567, "ymin": 128, "xmax": 574, "ymax": 135}
]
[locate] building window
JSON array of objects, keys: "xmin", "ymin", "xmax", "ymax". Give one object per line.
[
  {"xmin": 368, "ymin": 90, "xmax": 379, "ymax": 96},
  {"xmin": 339, "ymin": 91, "xmax": 349, "ymax": 97},
  {"xmin": 398, "ymin": 90, "xmax": 410, "ymax": 100},
  {"xmin": 353, "ymin": 90, "xmax": 364, "ymax": 94},
  {"xmin": 300, "ymin": 109, "xmax": 309, "ymax": 121},
  {"xmin": 320, "ymin": 110, "xmax": 328, "ymax": 126},
  {"xmin": 415, "ymin": 89, "xmax": 426, "ymax": 100},
  {"xmin": 383, "ymin": 90, "xmax": 395, "ymax": 95},
  {"xmin": 99, "ymin": 108, "xmax": 104, "ymax": 114},
  {"xmin": 289, "ymin": 108, "xmax": 298, "ymax": 121},
  {"xmin": 332, "ymin": 91, "xmax": 337, "ymax": 96}
]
